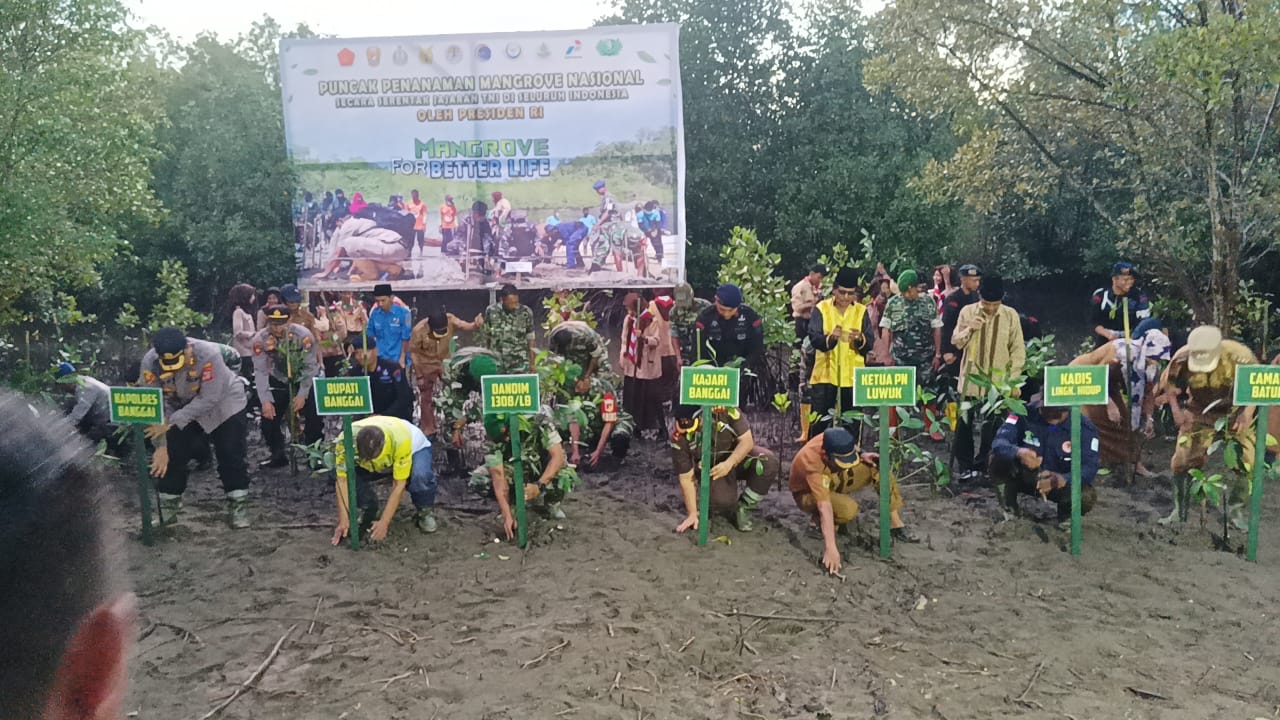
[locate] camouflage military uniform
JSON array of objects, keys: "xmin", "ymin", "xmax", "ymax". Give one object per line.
[
  {"xmin": 480, "ymin": 302, "xmax": 535, "ymax": 373},
  {"xmin": 548, "ymin": 320, "xmax": 612, "ymax": 378},
  {"xmin": 469, "ymin": 409, "xmax": 580, "ymax": 502},
  {"xmin": 670, "ymin": 297, "xmax": 713, "ymax": 365},
  {"xmin": 586, "ymin": 220, "xmax": 645, "ymax": 269},
  {"xmin": 436, "ymin": 346, "xmax": 500, "ymax": 434},
  {"xmin": 553, "ymin": 374, "xmax": 633, "ymax": 459},
  {"xmin": 880, "ymin": 293, "xmax": 941, "ymax": 374}
]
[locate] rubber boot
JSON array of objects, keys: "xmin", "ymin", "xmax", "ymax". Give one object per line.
[
  {"xmin": 735, "ymin": 488, "xmax": 764, "ymax": 532},
  {"xmin": 414, "ymin": 508, "xmax": 438, "ymax": 533},
  {"xmin": 1158, "ymin": 473, "xmax": 1188, "ymax": 525},
  {"xmin": 158, "ymin": 493, "xmax": 183, "ymax": 526},
  {"xmin": 226, "ymin": 490, "xmax": 250, "ymax": 529},
  {"xmin": 795, "ymin": 403, "xmax": 812, "ymax": 444},
  {"xmin": 546, "ymin": 501, "xmax": 567, "ymax": 520}
]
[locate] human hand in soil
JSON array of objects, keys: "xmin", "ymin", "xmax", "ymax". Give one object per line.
[
  {"xmin": 331, "ymin": 520, "xmax": 349, "ymax": 546},
  {"xmin": 369, "ymin": 519, "xmax": 390, "ymax": 542},
  {"xmin": 1017, "ymin": 448, "xmax": 1042, "ymax": 470},
  {"xmin": 710, "ymin": 460, "xmax": 735, "ymax": 480},
  {"xmin": 822, "ymin": 547, "xmax": 842, "ymax": 575},
  {"xmin": 292, "ymin": 395, "xmax": 306, "ymax": 413},
  {"xmin": 588, "ymin": 449, "xmax": 603, "ymax": 468},
  {"xmin": 502, "ymin": 513, "xmax": 517, "ymax": 540},
  {"xmin": 676, "ymin": 514, "xmax": 698, "ymax": 533},
  {"xmin": 150, "ymin": 447, "xmax": 170, "ymax": 478},
  {"xmin": 1035, "ymin": 471, "xmax": 1062, "ymax": 500},
  {"xmin": 261, "ymin": 401, "xmax": 276, "ymax": 420}
]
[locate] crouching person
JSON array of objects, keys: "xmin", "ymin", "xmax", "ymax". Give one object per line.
[
  {"xmin": 790, "ymin": 427, "xmax": 919, "ymax": 575},
  {"xmin": 671, "ymin": 404, "xmax": 778, "ymax": 534},
  {"xmin": 332, "ymin": 415, "xmax": 437, "ymax": 545},
  {"xmin": 470, "ymin": 410, "xmax": 577, "ymax": 541},
  {"xmin": 989, "ymin": 403, "xmax": 1099, "ymax": 527}
]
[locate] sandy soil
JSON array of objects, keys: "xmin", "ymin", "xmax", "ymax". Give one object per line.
[{"xmin": 118, "ymin": 425, "xmax": 1280, "ymax": 720}]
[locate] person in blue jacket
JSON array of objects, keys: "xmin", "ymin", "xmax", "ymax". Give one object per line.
[
  {"xmin": 545, "ymin": 221, "xmax": 589, "ymax": 269},
  {"xmin": 988, "ymin": 401, "xmax": 1099, "ymax": 526}
]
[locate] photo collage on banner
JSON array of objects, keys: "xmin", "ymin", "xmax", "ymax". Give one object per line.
[{"xmin": 280, "ymin": 25, "xmax": 686, "ymax": 291}]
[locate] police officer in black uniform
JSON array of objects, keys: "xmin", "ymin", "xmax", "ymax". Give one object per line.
[
  {"xmin": 693, "ymin": 283, "xmax": 765, "ymax": 367},
  {"xmin": 139, "ymin": 327, "xmax": 251, "ymax": 528},
  {"xmin": 251, "ymin": 305, "xmax": 324, "ymax": 467}
]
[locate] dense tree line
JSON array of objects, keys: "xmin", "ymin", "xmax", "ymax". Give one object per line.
[{"xmin": 1, "ymin": 0, "xmax": 1276, "ymax": 362}]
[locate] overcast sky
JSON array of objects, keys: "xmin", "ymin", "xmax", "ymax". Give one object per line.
[{"xmin": 125, "ymin": 0, "xmax": 610, "ymax": 40}]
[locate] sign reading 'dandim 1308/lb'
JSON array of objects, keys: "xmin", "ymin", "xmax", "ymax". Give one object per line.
[
  {"xmin": 679, "ymin": 366, "xmax": 740, "ymax": 407},
  {"xmin": 483, "ymin": 374, "xmax": 540, "ymax": 414},
  {"xmin": 281, "ymin": 25, "xmax": 687, "ymax": 293},
  {"xmin": 110, "ymin": 387, "xmax": 164, "ymax": 424},
  {"xmin": 853, "ymin": 367, "xmax": 917, "ymax": 407},
  {"xmin": 313, "ymin": 376, "xmax": 374, "ymax": 416},
  {"xmin": 1043, "ymin": 366, "xmax": 1108, "ymax": 406}
]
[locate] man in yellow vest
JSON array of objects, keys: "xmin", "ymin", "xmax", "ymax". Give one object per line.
[{"xmin": 807, "ymin": 268, "xmax": 875, "ymax": 436}]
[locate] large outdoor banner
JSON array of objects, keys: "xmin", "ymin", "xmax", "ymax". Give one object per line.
[{"xmin": 280, "ymin": 25, "xmax": 686, "ymax": 292}]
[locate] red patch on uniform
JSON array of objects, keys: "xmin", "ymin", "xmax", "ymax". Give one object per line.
[
  {"xmin": 1091, "ymin": 295, "xmax": 1102, "ymax": 304},
  {"xmin": 751, "ymin": 318, "xmax": 762, "ymax": 327},
  {"xmin": 252, "ymin": 343, "xmax": 263, "ymax": 355},
  {"xmin": 201, "ymin": 362, "xmax": 214, "ymax": 382},
  {"xmin": 142, "ymin": 370, "xmax": 157, "ymax": 384}
]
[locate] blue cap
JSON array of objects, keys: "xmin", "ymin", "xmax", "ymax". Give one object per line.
[
  {"xmin": 821, "ymin": 428, "xmax": 859, "ymax": 468},
  {"xmin": 544, "ymin": 223, "xmax": 555, "ymax": 234},
  {"xmin": 715, "ymin": 283, "xmax": 743, "ymax": 308},
  {"xmin": 592, "ymin": 180, "xmax": 606, "ymax": 190},
  {"xmin": 281, "ymin": 284, "xmax": 302, "ymax": 303},
  {"xmin": 1111, "ymin": 262, "xmax": 1134, "ymax": 277},
  {"xmin": 56, "ymin": 362, "xmax": 76, "ymax": 378}
]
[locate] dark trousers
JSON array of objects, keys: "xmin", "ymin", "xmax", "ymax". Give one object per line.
[
  {"xmin": 262, "ymin": 379, "xmax": 324, "ymax": 453},
  {"xmin": 810, "ymin": 384, "xmax": 855, "ymax": 437},
  {"xmin": 988, "ymin": 454, "xmax": 1096, "ymax": 520},
  {"xmin": 953, "ymin": 407, "xmax": 997, "ymax": 473},
  {"xmin": 158, "ymin": 414, "xmax": 249, "ymax": 495},
  {"xmin": 794, "ymin": 317, "xmax": 809, "ymax": 346},
  {"xmin": 708, "ymin": 447, "xmax": 779, "ymax": 513},
  {"xmin": 239, "ymin": 357, "xmax": 260, "ymax": 415}
]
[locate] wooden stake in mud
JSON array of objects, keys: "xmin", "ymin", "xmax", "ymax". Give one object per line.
[
  {"xmin": 678, "ymin": 366, "xmax": 741, "ymax": 547},
  {"xmin": 1043, "ymin": 365, "xmax": 1108, "ymax": 557},
  {"xmin": 853, "ymin": 367, "xmax": 916, "ymax": 560},
  {"xmin": 109, "ymin": 386, "xmax": 164, "ymax": 546},
  {"xmin": 1233, "ymin": 365, "xmax": 1280, "ymax": 562},
  {"xmin": 314, "ymin": 376, "xmax": 373, "ymax": 551},
  {"xmin": 482, "ymin": 373, "xmax": 541, "ymax": 549}
]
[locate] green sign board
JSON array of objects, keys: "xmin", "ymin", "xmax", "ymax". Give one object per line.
[
  {"xmin": 313, "ymin": 376, "xmax": 374, "ymax": 416},
  {"xmin": 853, "ymin": 367, "xmax": 917, "ymax": 407},
  {"xmin": 679, "ymin": 366, "xmax": 740, "ymax": 407},
  {"xmin": 1043, "ymin": 366, "xmax": 1108, "ymax": 406},
  {"xmin": 1234, "ymin": 365, "xmax": 1280, "ymax": 405},
  {"xmin": 482, "ymin": 374, "xmax": 540, "ymax": 414},
  {"xmin": 110, "ymin": 386, "xmax": 164, "ymax": 425}
]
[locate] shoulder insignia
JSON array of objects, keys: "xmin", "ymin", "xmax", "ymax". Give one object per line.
[
  {"xmin": 252, "ymin": 343, "xmax": 262, "ymax": 356},
  {"xmin": 142, "ymin": 370, "xmax": 157, "ymax": 384},
  {"xmin": 201, "ymin": 362, "xmax": 214, "ymax": 382},
  {"xmin": 1005, "ymin": 414, "xmax": 1018, "ymax": 424},
  {"xmin": 302, "ymin": 335, "xmax": 314, "ymax": 350},
  {"xmin": 727, "ymin": 408, "xmax": 741, "ymax": 420}
]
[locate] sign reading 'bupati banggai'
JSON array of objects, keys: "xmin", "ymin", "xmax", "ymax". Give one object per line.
[{"xmin": 313, "ymin": 377, "xmax": 374, "ymax": 416}]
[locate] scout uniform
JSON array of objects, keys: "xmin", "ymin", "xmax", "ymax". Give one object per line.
[
  {"xmin": 480, "ymin": 301, "xmax": 535, "ymax": 373},
  {"xmin": 548, "ymin": 320, "xmax": 612, "ymax": 378},
  {"xmin": 139, "ymin": 328, "xmax": 250, "ymax": 528},
  {"xmin": 251, "ymin": 309, "xmax": 324, "ymax": 465},
  {"xmin": 671, "ymin": 406, "xmax": 778, "ymax": 531}
]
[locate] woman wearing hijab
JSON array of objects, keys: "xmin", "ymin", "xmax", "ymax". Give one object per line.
[{"xmin": 348, "ymin": 192, "xmax": 368, "ymax": 215}]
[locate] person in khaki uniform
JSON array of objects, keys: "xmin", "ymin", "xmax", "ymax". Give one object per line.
[
  {"xmin": 408, "ymin": 310, "xmax": 480, "ymax": 436},
  {"xmin": 138, "ymin": 327, "xmax": 250, "ymax": 528},
  {"xmin": 950, "ymin": 274, "xmax": 1025, "ymax": 479},
  {"xmin": 670, "ymin": 404, "xmax": 778, "ymax": 533},
  {"xmin": 1158, "ymin": 325, "xmax": 1272, "ymax": 525},
  {"xmin": 791, "ymin": 264, "xmax": 826, "ymax": 345},
  {"xmin": 790, "ymin": 427, "xmax": 918, "ymax": 575},
  {"xmin": 282, "ymin": 284, "xmax": 318, "ymax": 337}
]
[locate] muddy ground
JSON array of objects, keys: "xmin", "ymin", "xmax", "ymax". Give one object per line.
[{"xmin": 118, "ymin": 426, "xmax": 1280, "ymax": 720}]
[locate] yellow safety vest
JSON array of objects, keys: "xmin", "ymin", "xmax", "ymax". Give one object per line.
[{"xmin": 809, "ymin": 299, "xmax": 867, "ymax": 388}]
